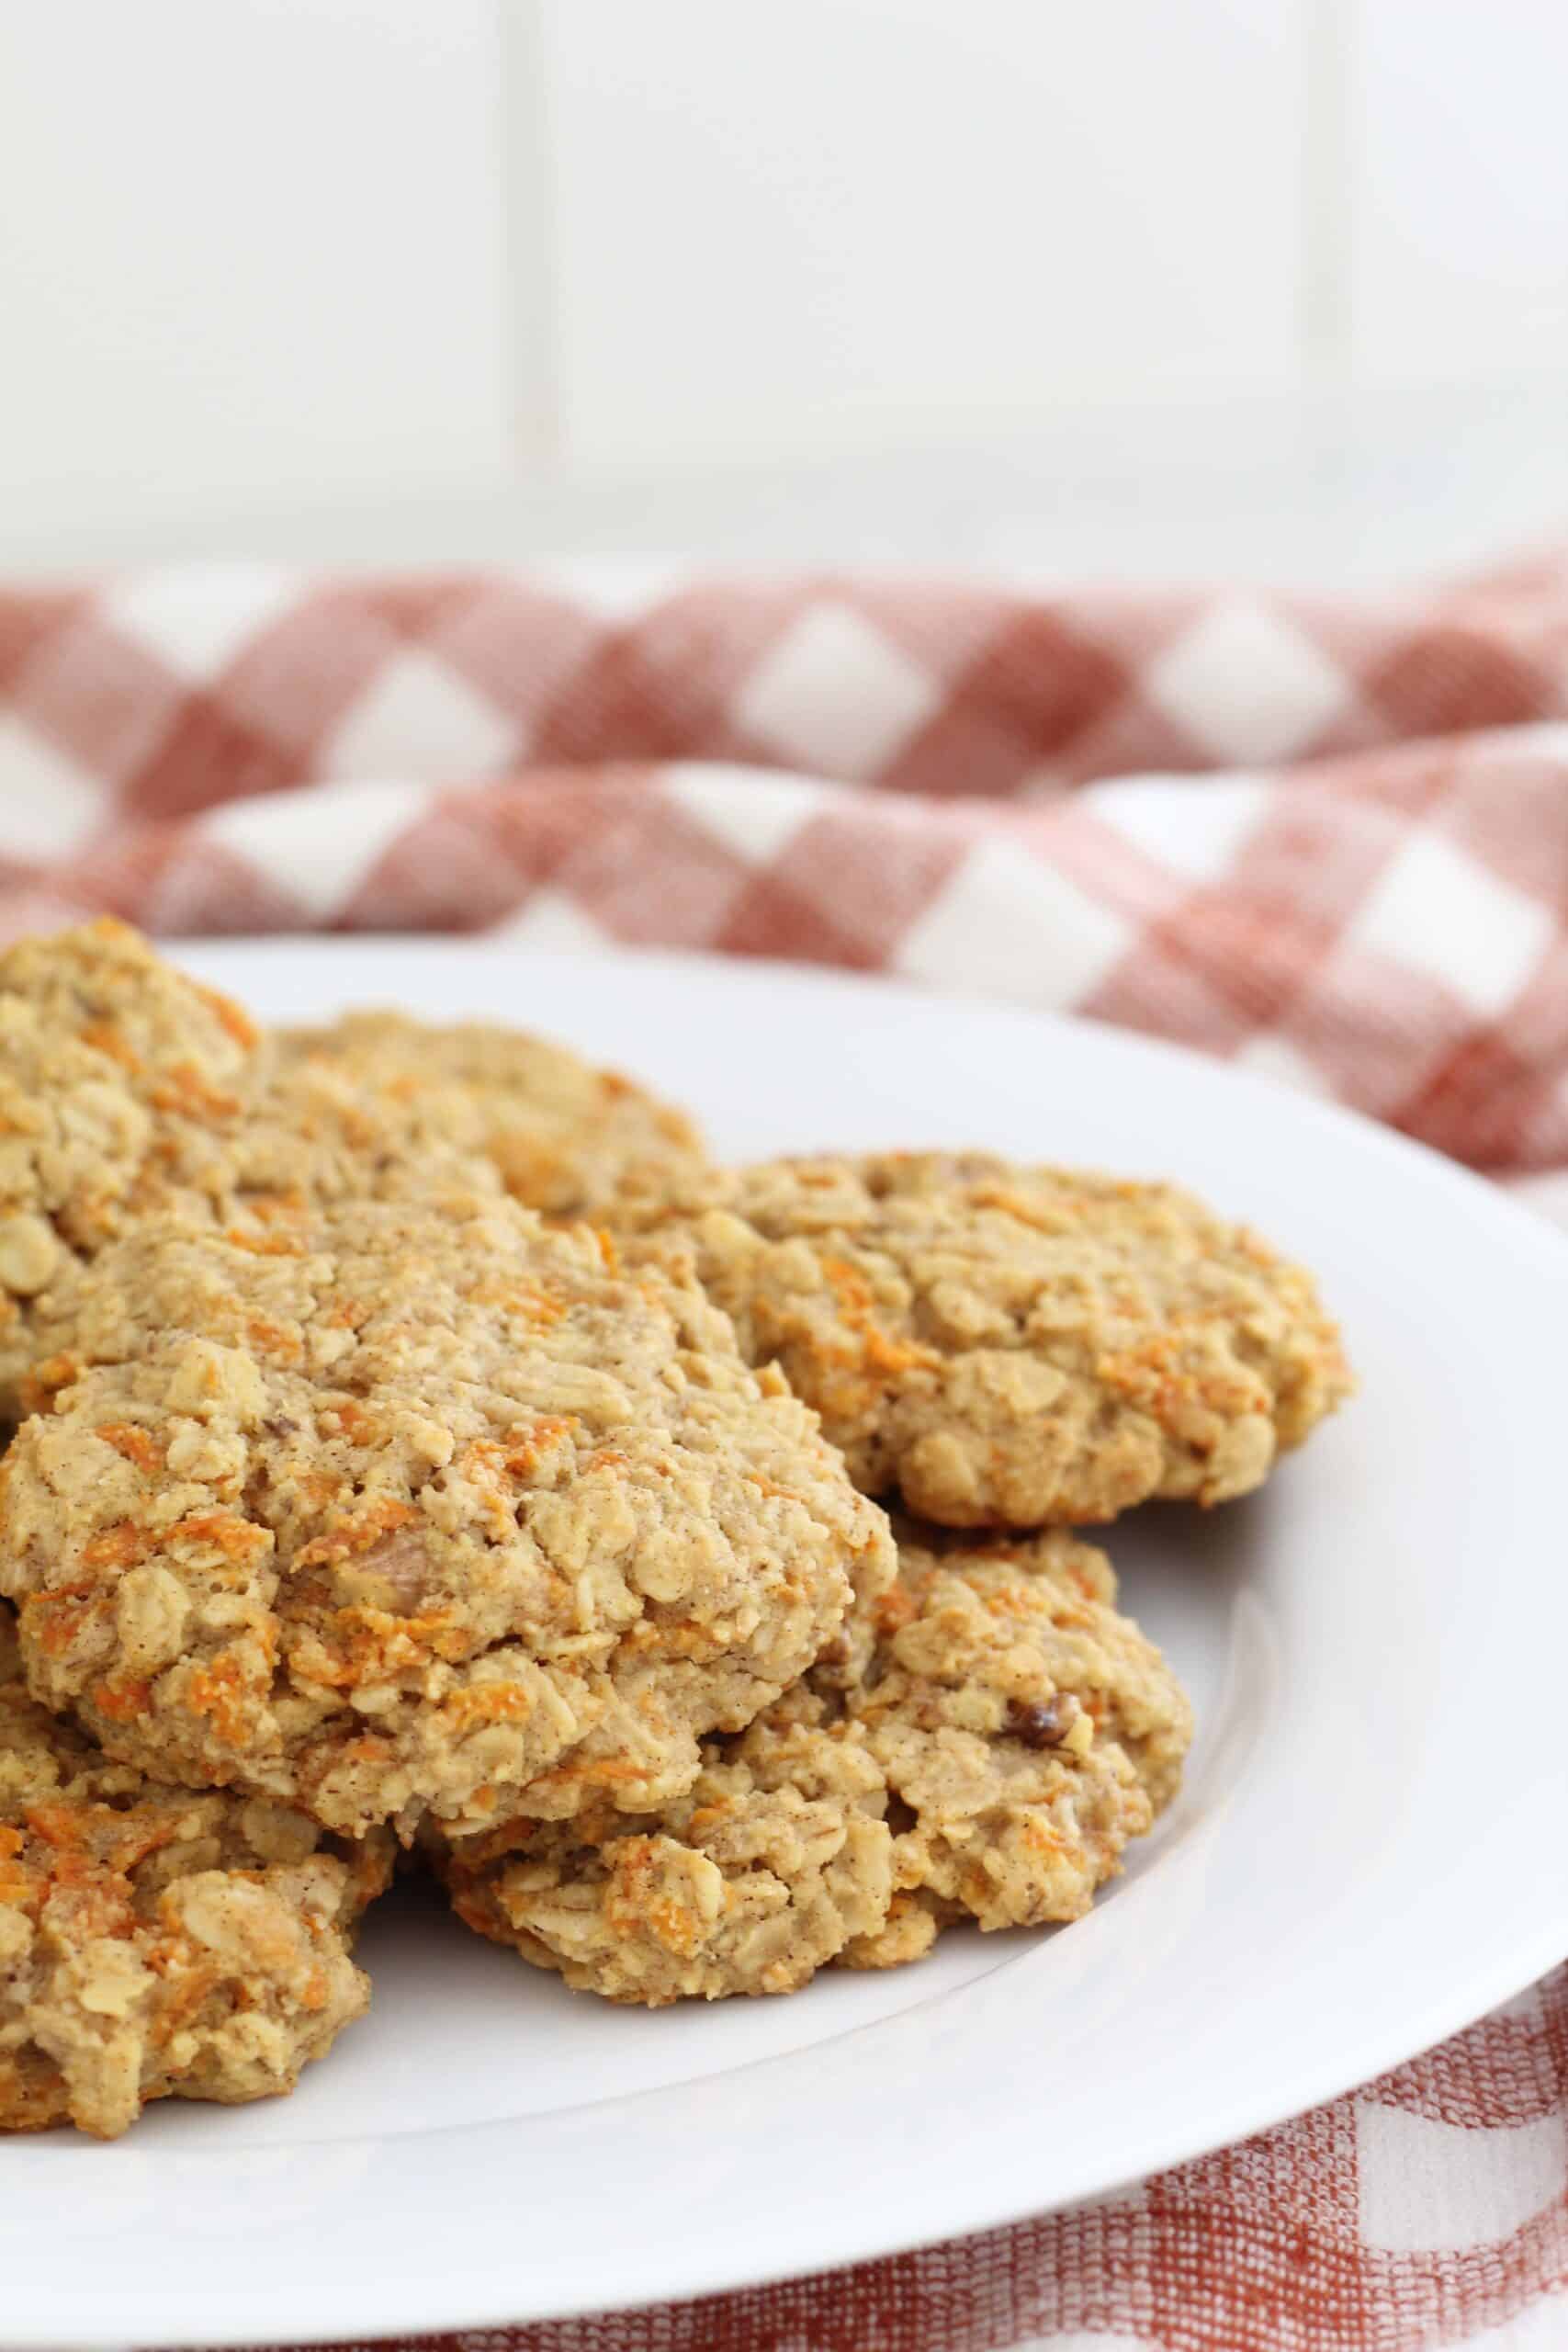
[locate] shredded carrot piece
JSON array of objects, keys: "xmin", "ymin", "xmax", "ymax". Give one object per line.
[
  {"xmin": 194, "ymin": 984, "xmax": 260, "ymax": 1052},
  {"xmin": 82, "ymin": 1521, "xmax": 148, "ymax": 1571},
  {"xmin": 224, "ymin": 1226, "xmax": 306, "ymax": 1257},
  {"xmin": 93, "ymin": 1423, "xmax": 163, "ymax": 1473},
  {"xmin": 22, "ymin": 1589, "xmax": 102, "ymax": 1657},
  {"xmin": 78, "ymin": 1020, "xmax": 142, "ymax": 1074},
  {"xmin": 445, "ymin": 1683, "xmax": 534, "ymax": 1732},
  {"xmin": 170, "ymin": 1511, "xmax": 270, "ymax": 1563},
  {"xmin": 246, "ymin": 1315, "xmax": 303, "ymax": 1363},
  {"xmin": 149, "ymin": 1061, "xmax": 243, "ymax": 1122},
  {"xmin": 296, "ymin": 1498, "xmax": 416, "ymax": 1568},
  {"xmin": 93, "ymin": 1676, "xmax": 153, "ymax": 1723},
  {"xmin": 184, "ymin": 1653, "xmax": 258, "ymax": 1746}
]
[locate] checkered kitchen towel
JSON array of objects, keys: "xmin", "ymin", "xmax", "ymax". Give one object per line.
[{"xmin": 3, "ymin": 560, "xmax": 1566, "ymax": 2350}]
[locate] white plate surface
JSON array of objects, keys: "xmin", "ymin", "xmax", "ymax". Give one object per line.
[{"xmin": 4, "ymin": 941, "xmax": 1565, "ymax": 2346}]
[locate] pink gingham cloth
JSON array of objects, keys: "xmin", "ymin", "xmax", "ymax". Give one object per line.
[{"xmin": 3, "ymin": 560, "xmax": 1566, "ymax": 2352}]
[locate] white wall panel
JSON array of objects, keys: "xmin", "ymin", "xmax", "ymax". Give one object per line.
[
  {"xmin": 0, "ymin": 1, "xmax": 524, "ymax": 539},
  {"xmin": 536, "ymin": 0, "xmax": 1310, "ymax": 465},
  {"xmin": 1348, "ymin": 0, "xmax": 1568, "ymax": 381}
]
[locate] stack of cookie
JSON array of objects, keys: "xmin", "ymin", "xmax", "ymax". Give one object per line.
[{"xmin": 0, "ymin": 922, "xmax": 1350, "ymax": 2135}]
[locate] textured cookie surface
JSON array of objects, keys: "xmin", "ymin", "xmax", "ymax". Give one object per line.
[
  {"xmin": 278, "ymin": 1010, "xmax": 709, "ymax": 1219},
  {"xmin": 830, "ymin": 1527, "xmax": 1191, "ymax": 1940},
  {"xmin": 2, "ymin": 1193, "xmax": 891, "ymax": 1837},
  {"xmin": 0, "ymin": 921, "xmax": 261, "ymax": 1414},
  {"xmin": 442, "ymin": 1705, "xmax": 894, "ymax": 2005},
  {"xmin": 436, "ymin": 1524, "xmax": 1190, "ymax": 2001},
  {"xmin": 634, "ymin": 1153, "xmax": 1351, "ymax": 1526},
  {"xmin": 0, "ymin": 1609, "xmax": 389, "ymax": 2138},
  {"xmin": 0, "ymin": 922, "xmax": 501, "ymax": 1419}
]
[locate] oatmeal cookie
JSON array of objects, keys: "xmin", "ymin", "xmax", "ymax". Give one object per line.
[
  {"xmin": 0, "ymin": 1608, "xmax": 389, "ymax": 2138},
  {"xmin": 434, "ymin": 1524, "xmax": 1189, "ymax": 2000},
  {"xmin": 1, "ymin": 1193, "xmax": 891, "ymax": 1838},
  {"xmin": 0, "ymin": 922, "xmax": 500, "ymax": 1419},
  {"xmin": 441, "ymin": 1703, "xmax": 893, "ymax": 2005},
  {"xmin": 632, "ymin": 1153, "xmax": 1350, "ymax": 1525},
  {"xmin": 19, "ymin": 1054, "xmax": 508, "ymax": 1408},
  {"xmin": 825, "ymin": 1524, "xmax": 1192, "ymax": 1814},
  {"xmin": 277, "ymin": 1010, "xmax": 709, "ymax": 1219},
  {"xmin": 0, "ymin": 920, "xmax": 262, "ymax": 1414},
  {"xmin": 831, "ymin": 1527, "xmax": 1191, "ymax": 1938}
]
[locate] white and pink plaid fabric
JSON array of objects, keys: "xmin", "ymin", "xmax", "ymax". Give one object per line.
[{"xmin": 3, "ymin": 560, "xmax": 1565, "ymax": 2351}]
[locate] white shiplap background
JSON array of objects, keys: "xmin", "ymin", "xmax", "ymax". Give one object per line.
[{"xmin": 3, "ymin": 0, "xmax": 1567, "ymax": 582}]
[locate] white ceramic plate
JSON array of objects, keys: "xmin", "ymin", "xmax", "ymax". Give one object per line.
[{"xmin": 5, "ymin": 941, "xmax": 1566, "ymax": 2346}]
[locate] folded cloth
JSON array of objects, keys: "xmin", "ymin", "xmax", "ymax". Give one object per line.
[{"xmin": 2, "ymin": 560, "xmax": 1564, "ymax": 2349}]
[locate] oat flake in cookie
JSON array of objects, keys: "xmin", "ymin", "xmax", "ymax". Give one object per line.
[
  {"xmin": 634, "ymin": 1152, "xmax": 1351, "ymax": 1526},
  {"xmin": 0, "ymin": 1193, "xmax": 892, "ymax": 1838},
  {"xmin": 0, "ymin": 1608, "xmax": 389, "ymax": 2138},
  {"xmin": 277, "ymin": 1009, "xmax": 710, "ymax": 1221},
  {"xmin": 434, "ymin": 1524, "xmax": 1190, "ymax": 2002}
]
